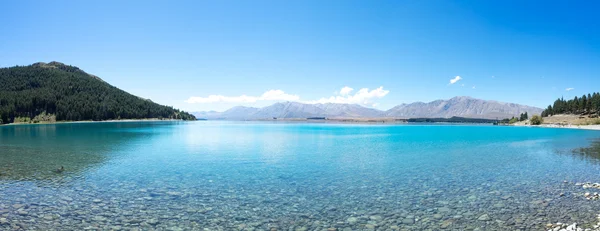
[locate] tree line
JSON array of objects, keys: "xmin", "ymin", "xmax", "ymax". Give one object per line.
[
  {"xmin": 507, "ymin": 112, "xmax": 529, "ymax": 124},
  {"xmin": 0, "ymin": 62, "xmax": 195, "ymax": 124},
  {"xmin": 542, "ymin": 92, "xmax": 600, "ymax": 117}
]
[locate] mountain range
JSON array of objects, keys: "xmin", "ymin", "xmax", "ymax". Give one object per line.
[{"xmin": 193, "ymin": 96, "xmax": 543, "ymax": 120}]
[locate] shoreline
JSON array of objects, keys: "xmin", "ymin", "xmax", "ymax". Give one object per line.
[
  {"xmin": 237, "ymin": 119, "xmax": 600, "ymax": 130},
  {"xmin": 1, "ymin": 118, "xmax": 191, "ymax": 126},
  {"xmin": 201, "ymin": 119, "xmax": 600, "ymax": 130},
  {"xmin": 5, "ymin": 118, "xmax": 600, "ymax": 131},
  {"xmin": 516, "ymin": 124, "xmax": 600, "ymax": 131}
]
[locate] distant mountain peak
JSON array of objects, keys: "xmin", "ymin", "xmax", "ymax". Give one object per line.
[
  {"xmin": 31, "ymin": 61, "xmax": 104, "ymax": 82},
  {"xmin": 386, "ymin": 97, "xmax": 542, "ymax": 119},
  {"xmin": 450, "ymin": 96, "xmax": 475, "ymax": 100},
  {"xmin": 32, "ymin": 61, "xmax": 78, "ymax": 71}
]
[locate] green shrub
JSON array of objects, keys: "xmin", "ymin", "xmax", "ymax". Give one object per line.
[
  {"xmin": 13, "ymin": 117, "xmax": 31, "ymax": 123},
  {"xmin": 509, "ymin": 117, "xmax": 519, "ymax": 124},
  {"xmin": 32, "ymin": 111, "xmax": 56, "ymax": 123},
  {"xmin": 530, "ymin": 115, "xmax": 543, "ymax": 125}
]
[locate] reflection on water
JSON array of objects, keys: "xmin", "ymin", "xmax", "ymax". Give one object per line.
[
  {"xmin": 0, "ymin": 122, "xmax": 173, "ymax": 183},
  {"xmin": 573, "ymin": 139, "xmax": 600, "ymax": 164},
  {"xmin": 1, "ymin": 122, "xmax": 600, "ymax": 230}
]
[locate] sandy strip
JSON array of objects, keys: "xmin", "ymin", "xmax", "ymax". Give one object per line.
[{"xmin": 512, "ymin": 124, "xmax": 600, "ymax": 131}]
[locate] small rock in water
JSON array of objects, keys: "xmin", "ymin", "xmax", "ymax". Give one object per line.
[
  {"xmin": 478, "ymin": 214, "xmax": 491, "ymax": 221},
  {"xmin": 440, "ymin": 219, "xmax": 453, "ymax": 229},
  {"xmin": 584, "ymin": 192, "xmax": 600, "ymax": 200},
  {"xmin": 438, "ymin": 207, "xmax": 451, "ymax": 213},
  {"xmin": 369, "ymin": 215, "xmax": 382, "ymax": 221},
  {"xmin": 92, "ymin": 216, "xmax": 107, "ymax": 222},
  {"xmin": 582, "ymin": 182, "xmax": 600, "ymax": 189},
  {"xmin": 148, "ymin": 219, "xmax": 159, "ymax": 225},
  {"xmin": 402, "ymin": 218, "xmax": 414, "ymax": 224},
  {"xmin": 346, "ymin": 217, "xmax": 358, "ymax": 224}
]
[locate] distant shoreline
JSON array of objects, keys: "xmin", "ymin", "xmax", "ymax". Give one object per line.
[
  {"xmin": 197, "ymin": 117, "xmax": 501, "ymax": 126},
  {"xmin": 1, "ymin": 118, "xmax": 189, "ymax": 126},
  {"xmin": 199, "ymin": 118, "xmax": 600, "ymax": 130},
  {"xmin": 5, "ymin": 117, "xmax": 600, "ymax": 130}
]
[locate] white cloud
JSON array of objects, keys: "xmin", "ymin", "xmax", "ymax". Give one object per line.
[
  {"xmin": 472, "ymin": 86, "xmax": 476, "ymax": 89},
  {"xmin": 184, "ymin": 95, "xmax": 256, "ymax": 103},
  {"xmin": 339, "ymin": 86, "xmax": 354, "ymax": 96},
  {"xmin": 259, "ymin": 90, "xmax": 300, "ymax": 101},
  {"xmin": 566, "ymin": 88, "xmax": 575, "ymax": 91},
  {"xmin": 186, "ymin": 86, "xmax": 390, "ymax": 107},
  {"xmin": 304, "ymin": 86, "xmax": 389, "ymax": 107},
  {"xmin": 185, "ymin": 90, "xmax": 299, "ymax": 103},
  {"xmin": 449, "ymin": 76, "xmax": 462, "ymax": 84}
]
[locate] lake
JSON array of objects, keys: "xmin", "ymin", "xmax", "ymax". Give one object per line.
[{"xmin": 2, "ymin": 121, "xmax": 600, "ymax": 230}]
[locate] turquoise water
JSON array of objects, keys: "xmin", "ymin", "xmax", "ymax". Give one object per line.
[{"xmin": 2, "ymin": 121, "xmax": 600, "ymax": 230}]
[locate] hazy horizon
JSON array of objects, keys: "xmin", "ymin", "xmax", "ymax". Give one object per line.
[{"xmin": 192, "ymin": 95, "xmax": 540, "ymax": 113}]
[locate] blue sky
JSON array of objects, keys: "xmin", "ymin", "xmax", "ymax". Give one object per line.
[{"xmin": 1, "ymin": 0, "xmax": 599, "ymax": 112}]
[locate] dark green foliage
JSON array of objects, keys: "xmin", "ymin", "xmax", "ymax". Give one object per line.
[
  {"xmin": 530, "ymin": 115, "xmax": 543, "ymax": 125},
  {"xmin": 0, "ymin": 62, "xmax": 195, "ymax": 124},
  {"xmin": 542, "ymin": 92, "xmax": 600, "ymax": 117},
  {"xmin": 519, "ymin": 112, "xmax": 528, "ymax": 121}
]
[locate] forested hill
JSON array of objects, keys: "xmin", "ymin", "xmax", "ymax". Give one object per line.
[
  {"xmin": 541, "ymin": 92, "xmax": 600, "ymax": 117},
  {"xmin": 0, "ymin": 62, "xmax": 195, "ymax": 124}
]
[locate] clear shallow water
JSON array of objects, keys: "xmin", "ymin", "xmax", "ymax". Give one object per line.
[{"xmin": 2, "ymin": 122, "xmax": 600, "ymax": 230}]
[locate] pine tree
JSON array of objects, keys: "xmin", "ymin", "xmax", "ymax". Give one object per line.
[
  {"xmin": 580, "ymin": 95, "xmax": 587, "ymax": 113},
  {"xmin": 587, "ymin": 93, "xmax": 593, "ymax": 112},
  {"xmin": 542, "ymin": 92, "xmax": 600, "ymax": 117}
]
